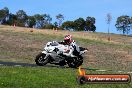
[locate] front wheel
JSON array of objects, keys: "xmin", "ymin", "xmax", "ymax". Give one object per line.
[{"xmin": 35, "ymin": 53, "xmax": 49, "ymax": 66}]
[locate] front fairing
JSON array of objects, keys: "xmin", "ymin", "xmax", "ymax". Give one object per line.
[{"xmin": 44, "ymin": 46, "xmax": 55, "ymax": 53}]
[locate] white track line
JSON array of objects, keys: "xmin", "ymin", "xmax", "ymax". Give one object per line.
[
  {"xmin": 14, "ymin": 65, "xmax": 21, "ymax": 67},
  {"xmin": 118, "ymin": 71, "xmax": 123, "ymax": 73},
  {"xmin": 96, "ymin": 70, "xmax": 132, "ymax": 74},
  {"xmin": 0, "ymin": 64, "xmax": 3, "ymax": 65},
  {"xmin": 95, "ymin": 69, "xmax": 132, "ymax": 74},
  {"xmin": 127, "ymin": 72, "xmax": 132, "ymax": 74},
  {"xmin": 96, "ymin": 70, "xmax": 107, "ymax": 72}
]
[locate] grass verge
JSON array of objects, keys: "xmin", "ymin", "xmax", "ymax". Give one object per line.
[{"xmin": 0, "ymin": 66, "xmax": 132, "ymax": 88}]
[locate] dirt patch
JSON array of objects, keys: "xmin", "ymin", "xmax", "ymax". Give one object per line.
[{"xmin": 83, "ymin": 44, "xmax": 132, "ymax": 71}]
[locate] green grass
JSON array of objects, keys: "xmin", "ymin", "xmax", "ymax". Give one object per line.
[{"xmin": 0, "ymin": 66, "xmax": 131, "ymax": 88}]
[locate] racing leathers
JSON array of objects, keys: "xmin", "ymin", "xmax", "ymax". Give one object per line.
[{"xmin": 58, "ymin": 40, "xmax": 80, "ymax": 57}]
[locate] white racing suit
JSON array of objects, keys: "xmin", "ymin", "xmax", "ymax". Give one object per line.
[{"xmin": 58, "ymin": 40, "xmax": 80, "ymax": 57}]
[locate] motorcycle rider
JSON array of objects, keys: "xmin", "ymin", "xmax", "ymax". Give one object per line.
[{"xmin": 58, "ymin": 35, "xmax": 80, "ymax": 56}]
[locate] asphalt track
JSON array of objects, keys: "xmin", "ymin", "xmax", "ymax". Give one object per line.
[
  {"xmin": 0, "ymin": 61, "xmax": 98, "ymax": 70},
  {"xmin": 0, "ymin": 61, "xmax": 100, "ymax": 71},
  {"xmin": 0, "ymin": 61, "xmax": 132, "ymax": 74},
  {"xmin": 0, "ymin": 61, "xmax": 36, "ymax": 67},
  {"xmin": 0, "ymin": 61, "xmax": 67, "ymax": 68}
]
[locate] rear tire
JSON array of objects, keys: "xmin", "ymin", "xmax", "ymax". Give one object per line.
[
  {"xmin": 35, "ymin": 53, "xmax": 49, "ymax": 66},
  {"xmin": 76, "ymin": 56, "xmax": 83, "ymax": 67},
  {"xmin": 59, "ymin": 60, "xmax": 66, "ymax": 66},
  {"xmin": 68, "ymin": 61, "xmax": 78, "ymax": 68},
  {"xmin": 68, "ymin": 56, "xmax": 83, "ymax": 68}
]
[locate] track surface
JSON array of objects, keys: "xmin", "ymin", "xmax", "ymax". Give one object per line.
[
  {"xmin": 0, "ymin": 61, "xmax": 132, "ymax": 74},
  {"xmin": 0, "ymin": 61, "xmax": 37, "ymax": 67},
  {"xmin": 0, "ymin": 61, "xmax": 69, "ymax": 68}
]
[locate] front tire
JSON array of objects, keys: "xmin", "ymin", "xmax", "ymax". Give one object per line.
[{"xmin": 35, "ymin": 53, "xmax": 49, "ymax": 66}]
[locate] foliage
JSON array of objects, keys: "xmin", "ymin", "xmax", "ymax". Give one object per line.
[
  {"xmin": 115, "ymin": 15, "xmax": 131, "ymax": 35},
  {"xmin": 56, "ymin": 14, "xmax": 64, "ymax": 27},
  {"xmin": 7, "ymin": 13, "xmax": 17, "ymax": 26},
  {"xmin": 74, "ymin": 18, "xmax": 85, "ymax": 31},
  {"xmin": 0, "ymin": 7, "xmax": 9, "ymax": 24},
  {"xmin": 62, "ymin": 21, "xmax": 75, "ymax": 31},
  {"xmin": 43, "ymin": 14, "xmax": 52, "ymax": 24},
  {"xmin": 33, "ymin": 14, "xmax": 52, "ymax": 28},
  {"xmin": 53, "ymin": 22, "xmax": 58, "ymax": 28},
  {"xmin": 62, "ymin": 17, "xmax": 96, "ymax": 32},
  {"xmin": 1, "ymin": 6, "xmax": 132, "ymax": 34},
  {"xmin": 130, "ymin": 17, "xmax": 132, "ymax": 29},
  {"xmin": 33, "ymin": 14, "xmax": 44, "ymax": 28},
  {"xmin": 25, "ymin": 16, "xmax": 36, "ymax": 28},
  {"xmin": 16, "ymin": 10, "xmax": 27, "ymax": 27},
  {"xmin": 0, "ymin": 7, "xmax": 97, "ymax": 31},
  {"xmin": 85, "ymin": 16, "xmax": 96, "ymax": 32}
]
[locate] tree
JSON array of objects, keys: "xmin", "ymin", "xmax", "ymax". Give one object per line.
[
  {"xmin": 106, "ymin": 13, "xmax": 112, "ymax": 40},
  {"xmin": 130, "ymin": 17, "xmax": 132, "ymax": 30},
  {"xmin": 106, "ymin": 13, "xmax": 112, "ymax": 34},
  {"xmin": 34, "ymin": 14, "xmax": 45, "ymax": 28},
  {"xmin": 7, "ymin": 13, "xmax": 17, "ymax": 25},
  {"xmin": 86, "ymin": 16, "xmax": 95, "ymax": 24},
  {"xmin": 0, "ymin": 7, "xmax": 9, "ymax": 24},
  {"xmin": 16, "ymin": 10, "xmax": 27, "ymax": 20},
  {"xmin": 16, "ymin": 10, "xmax": 27, "ymax": 27},
  {"xmin": 3, "ymin": 7, "xmax": 9, "ymax": 15},
  {"xmin": 85, "ymin": 16, "xmax": 96, "ymax": 32},
  {"xmin": 43, "ymin": 14, "xmax": 52, "ymax": 24},
  {"xmin": 74, "ymin": 18, "xmax": 85, "ymax": 31},
  {"xmin": 53, "ymin": 22, "xmax": 58, "ymax": 28},
  {"xmin": 62, "ymin": 21, "xmax": 75, "ymax": 31},
  {"xmin": 33, "ymin": 14, "xmax": 52, "ymax": 29},
  {"xmin": 115, "ymin": 15, "xmax": 131, "ymax": 35},
  {"xmin": 56, "ymin": 14, "xmax": 64, "ymax": 28},
  {"xmin": 25, "ymin": 16, "xmax": 36, "ymax": 28}
]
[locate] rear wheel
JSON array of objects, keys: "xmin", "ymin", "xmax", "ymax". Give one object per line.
[
  {"xmin": 59, "ymin": 60, "xmax": 66, "ymax": 66},
  {"xmin": 68, "ymin": 56, "xmax": 83, "ymax": 68},
  {"xmin": 68, "ymin": 61, "xmax": 78, "ymax": 68},
  {"xmin": 77, "ymin": 56, "xmax": 83, "ymax": 67},
  {"xmin": 35, "ymin": 53, "xmax": 49, "ymax": 66}
]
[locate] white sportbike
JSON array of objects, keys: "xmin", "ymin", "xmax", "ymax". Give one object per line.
[{"xmin": 35, "ymin": 41, "xmax": 88, "ymax": 68}]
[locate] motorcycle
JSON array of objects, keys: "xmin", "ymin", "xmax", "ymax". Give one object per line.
[{"xmin": 35, "ymin": 41, "xmax": 88, "ymax": 68}]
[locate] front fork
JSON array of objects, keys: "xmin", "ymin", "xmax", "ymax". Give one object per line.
[{"xmin": 42, "ymin": 51, "xmax": 50, "ymax": 60}]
